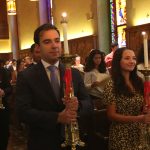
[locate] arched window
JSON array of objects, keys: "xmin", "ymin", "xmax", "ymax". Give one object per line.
[{"xmin": 110, "ymin": 0, "xmax": 126, "ymax": 47}]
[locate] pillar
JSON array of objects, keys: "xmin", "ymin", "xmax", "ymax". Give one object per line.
[
  {"xmin": 39, "ymin": 0, "xmax": 51, "ymax": 24},
  {"xmin": 97, "ymin": 0, "xmax": 110, "ymax": 54},
  {"xmin": 7, "ymin": 0, "xmax": 19, "ymax": 60}
]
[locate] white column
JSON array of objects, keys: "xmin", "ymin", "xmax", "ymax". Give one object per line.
[
  {"xmin": 8, "ymin": 15, "xmax": 19, "ymax": 60},
  {"xmin": 6, "ymin": 0, "xmax": 19, "ymax": 60},
  {"xmin": 97, "ymin": 0, "xmax": 110, "ymax": 54}
]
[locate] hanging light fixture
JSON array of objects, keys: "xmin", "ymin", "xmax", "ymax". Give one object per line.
[
  {"xmin": 6, "ymin": 0, "xmax": 16, "ymax": 15},
  {"xmin": 30, "ymin": 0, "xmax": 39, "ymax": 1}
]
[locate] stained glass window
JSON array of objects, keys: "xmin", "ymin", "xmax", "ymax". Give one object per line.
[
  {"xmin": 117, "ymin": 25, "xmax": 126, "ymax": 47},
  {"xmin": 116, "ymin": 0, "xmax": 126, "ymax": 25},
  {"xmin": 110, "ymin": 1, "xmax": 117, "ymax": 43},
  {"xmin": 110, "ymin": 0, "xmax": 126, "ymax": 47}
]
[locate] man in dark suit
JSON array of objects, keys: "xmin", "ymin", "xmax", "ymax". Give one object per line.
[
  {"xmin": 16, "ymin": 23, "xmax": 93, "ymax": 150},
  {"xmin": 0, "ymin": 60, "xmax": 12, "ymax": 150}
]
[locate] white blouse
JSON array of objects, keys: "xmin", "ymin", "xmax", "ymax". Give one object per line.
[
  {"xmin": 84, "ymin": 69, "xmax": 109, "ymax": 88},
  {"xmin": 84, "ymin": 69, "xmax": 110, "ymax": 98}
]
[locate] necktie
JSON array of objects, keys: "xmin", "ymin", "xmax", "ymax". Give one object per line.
[{"xmin": 48, "ymin": 66, "xmax": 60, "ymax": 100}]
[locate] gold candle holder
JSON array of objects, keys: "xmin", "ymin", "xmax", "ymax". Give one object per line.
[
  {"xmin": 139, "ymin": 68, "xmax": 150, "ymax": 81},
  {"xmin": 60, "ymin": 54, "xmax": 77, "ymax": 67},
  {"xmin": 139, "ymin": 68, "xmax": 150, "ymax": 111},
  {"xmin": 60, "ymin": 53, "xmax": 85, "ymax": 150},
  {"xmin": 138, "ymin": 68, "xmax": 150, "ymax": 149}
]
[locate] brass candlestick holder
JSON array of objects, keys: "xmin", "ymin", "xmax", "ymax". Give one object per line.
[
  {"xmin": 138, "ymin": 68, "xmax": 150, "ymax": 149},
  {"xmin": 60, "ymin": 53, "xmax": 85, "ymax": 150},
  {"xmin": 61, "ymin": 54, "xmax": 77, "ymax": 68}
]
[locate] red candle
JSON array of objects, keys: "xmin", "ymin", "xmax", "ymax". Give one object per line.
[
  {"xmin": 64, "ymin": 68, "xmax": 72, "ymax": 98},
  {"xmin": 144, "ymin": 81, "xmax": 150, "ymax": 111}
]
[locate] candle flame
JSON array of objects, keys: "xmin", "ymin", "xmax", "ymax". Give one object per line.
[
  {"xmin": 62, "ymin": 12, "xmax": 67, "ymax": 18},
  {"xmin": 142, "ymin": 31, "xmax": 146, "ymax": 35}
]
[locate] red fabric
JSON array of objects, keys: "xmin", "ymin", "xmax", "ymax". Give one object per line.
[
  {"xmin": 105, "ymin": 51, "xmax": 114, "ymax": 68},
  {"xmin": 64, "ymin": 68, "xmax": 72, "ymax": 98},
  {"xmin": 144, "ymin": 81, "xmax": 150, "ymax": 109}
]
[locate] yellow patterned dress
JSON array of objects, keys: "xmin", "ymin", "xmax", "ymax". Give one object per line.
[{"xmin": 103, "ymin": 80, "xmax": 144, "ymax": 150}]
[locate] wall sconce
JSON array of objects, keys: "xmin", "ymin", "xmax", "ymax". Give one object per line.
[
  {"xmin": 86, "ymin": 12, "xmax": 94, "ymax": 21},
  {"xmin": 61, "ymin": 12, "xmax": 68, "ymax": 23},
  {"xmin": 146, "ymin": 13, "xmax": 150, "ymax": 18},
  {"xmin": 6, "ymin": 0, "xmax": 16, "ymax": 15}
]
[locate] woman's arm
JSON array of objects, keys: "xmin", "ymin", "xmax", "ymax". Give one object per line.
[
  {"xmin": 107, "ymin": 103, "xmax": 145, "ymax": 123},
  {"xmin": 84, "ymin": 72, "xmax": 93, "ymax": 88}
]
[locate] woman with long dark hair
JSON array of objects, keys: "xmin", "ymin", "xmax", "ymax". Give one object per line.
[
  {"xmin": 84, "ymin": 49, "xmax": 109, "ymax": 99},
  {"xmin": 103, "ymin": 47, "xmax": 150, "ymax": 150}
]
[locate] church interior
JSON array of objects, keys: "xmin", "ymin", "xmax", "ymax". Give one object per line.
[{"xmin": 0, "ymin": 0, "xmax": 150, "ymax": 150}]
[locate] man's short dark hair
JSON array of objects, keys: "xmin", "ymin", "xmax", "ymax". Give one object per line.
[
  {"xmin": 34, "ymin": 23, "xmax": 60, "ymax": 44},
  {"xmin": 30, "ymin": 43, "xmax": 36, "ymax": 53},
  {"xmin": 111, "ymin": 42, "xmax": 118, "ymax": 48}
]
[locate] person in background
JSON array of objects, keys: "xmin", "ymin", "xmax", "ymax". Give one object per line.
[
  {"xmin": 72, "ymin": 56, "xmax": 84, "ymax": 73},
  {"xmin": 4, "ymin": 59, "xmax": 17, "ymax": 84},
  {"xmin": 10, "ymin": 59, "xmax": 17, "ymax": 85},
  {"xmin": 16, "ymin": 23, "xmax": 93, "ymax": 150},
  {"xmin": 24, "ymin": 56, "xmax": 33, "ymax": 68},
  {"xmin": 84, "ymin": 49, "xmax": 109, "ymax": 100},
  {"xmin": 11, "ymin": 59, "xmax": 17, "ymax": 72},
  {"xmin": 30, "ymin": 43, "xmax": 41, "ymax": 64},
  {"xmin": 105, "ymin": 42, "xmax": 118, "ymax": 71},
  {"xmin": 0, "ymin": 59, "xmax": 12, "ymax": 150},
  {"xmin": 103, "ymin": 47, "xmax": 150, "ymax": 150},
  {"xmin": 16, "ymin": 59, "xmax": 25, "ymax": 73}
]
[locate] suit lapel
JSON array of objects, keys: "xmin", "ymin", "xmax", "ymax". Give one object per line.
[
  {"xmin": 36, "ymin": 62, "xmax": 57, "ymax": 103},
  {"xmin": 36, "ymin": 62, "xmax": 66, "ymax": 104}
]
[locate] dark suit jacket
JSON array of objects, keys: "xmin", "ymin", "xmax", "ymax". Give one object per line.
[
  {"xmin": 0, "ymin": 67, "xmax": 12, "ymax": 108},
  {"xmin": 16, "ymin": 61, "xmax": 93, "ymax": 150},
  {"xmin": 0, "ymin": 67, "xmax": 12, "ymax": 150}
]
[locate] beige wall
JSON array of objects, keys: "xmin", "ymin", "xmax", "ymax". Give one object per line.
[
  {"xmin": 1, "ymin": 0, "xmax": 97, "ymax": 53},
  {"xmin": 127, "ymin": 0, "xmax": 150, "ymax": 26},
  {"xmin": 53, "ymin": 0, "xmax": 98, "ymax": 41},
  {"xmin": 16, "ymin": 0, "xmax": 39, "ymax": 50},
  {"xmin": 1, "ymin": 0, "xmax": 150, "ymax": 54},
  {"xmin": 0, "ymin": 0, "xmax": 39, "ymax": 53},
  {"xmin": 0, "ymin": 39, "xmax": 10, "ymax": 53}
]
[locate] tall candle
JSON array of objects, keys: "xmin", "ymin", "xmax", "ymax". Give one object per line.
[
  {"xmin": 61, "ymin": 12, "xmax": 69, "ymax": 55},
  {"xmin": 142, "ymin": 32, "xmax": 149, "ymax": 68}
]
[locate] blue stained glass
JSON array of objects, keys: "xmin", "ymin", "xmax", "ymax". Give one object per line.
[
  {"xmin": 110, "ymin": 1, "xmax": 116, "ymax": 42},
  {"xmin": 110, "ymin": 0, "xmax": 126, "ymax": 46},
  {"xmin": 116, "ymin": 0, "xmax": 126, "ymax": 25}
]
